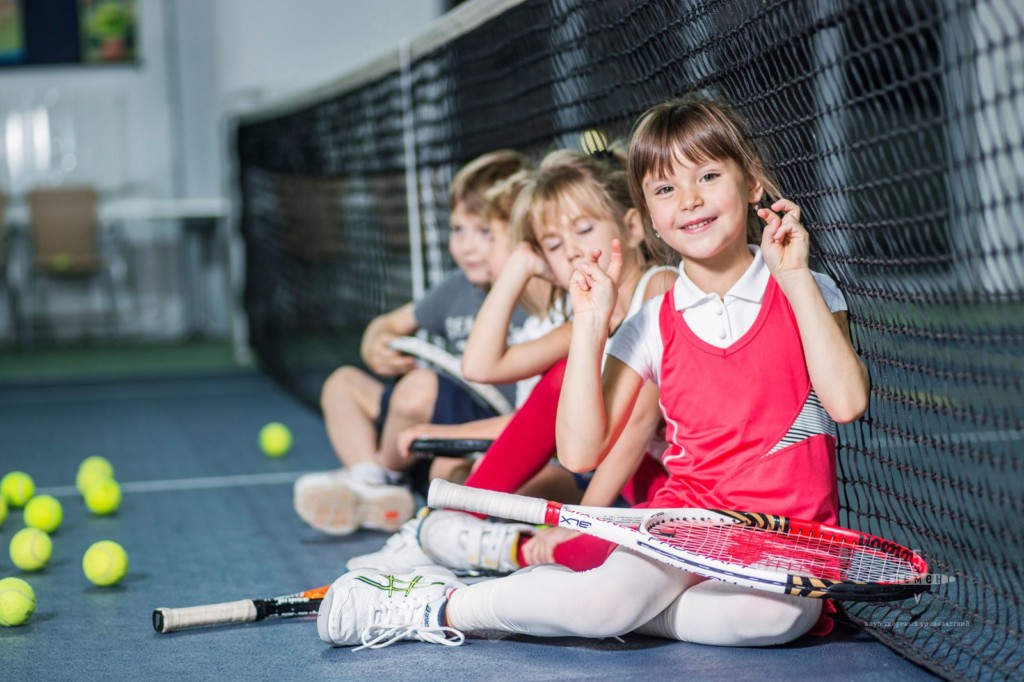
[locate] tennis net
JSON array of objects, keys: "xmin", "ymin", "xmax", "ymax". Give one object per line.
[{"xmin": 234, "ymin": 1, "xmax": 1023, "ymax": 679}]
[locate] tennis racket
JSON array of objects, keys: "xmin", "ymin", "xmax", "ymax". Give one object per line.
[
  {"xmin": 428, "ymin": 480, "xmax": 930, "ymax": 602},
  {"xmin": 153, "ymin": 584, "xmax": 330, "ymax": 633},
  {"xmin": 409, "ymin": 438, "xmax": 493, "ymax": 459},
  {"xmin": 389, "ymin": 336, "xmax": 513, "ymax": 415}
]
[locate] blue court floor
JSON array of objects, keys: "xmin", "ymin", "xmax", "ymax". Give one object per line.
[{"xmin": 0, "ymin": 372, "xmax": 940, "ymax": 680}]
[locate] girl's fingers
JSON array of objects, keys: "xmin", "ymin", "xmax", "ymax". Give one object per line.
[
  {"xmin": 757, "ymin": 208, "xmax": 780, "ymax": 241},
  {"xmin": 571, "ymin": 268, "xmax": 591, "ymax": 291},
  {"xmin": 606, "ymin": 239, "xmax": 623, "ymax": 284},
  {"xmin": 771, "ymin": 198, "xmax": 801, "ymax": 222},
  {"xmin": 757, "ymin": 207, "xmax": 781, "ymax": 227}
]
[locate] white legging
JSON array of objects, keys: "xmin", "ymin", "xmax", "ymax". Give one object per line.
[{"xmin": 446, "ymin": 548, "xmax": 822, "ymax": 646}]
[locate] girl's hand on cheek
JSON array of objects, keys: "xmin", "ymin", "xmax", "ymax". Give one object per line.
[{"xmin": 510, "ymin": 242, "xmax": 556, "ymax": 284}]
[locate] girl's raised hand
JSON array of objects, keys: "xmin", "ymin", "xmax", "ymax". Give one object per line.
[
  {"xmin": 568, "ymin": 239, "xmax": 622, "ymax": 324},
  {"xmin": 758, "ymin": 198, "xmax": 810, "ymax": 280}
]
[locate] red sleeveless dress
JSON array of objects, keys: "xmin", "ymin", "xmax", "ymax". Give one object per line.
[
  {"xmin": 649, "ymin": 277, "xmax": 838, "ymax": 523},
  {"xmin": 649, "ymin": 277, "xmax": 839, "ymax": 636}
]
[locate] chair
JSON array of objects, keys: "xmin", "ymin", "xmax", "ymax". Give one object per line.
[
  {"xmin": 1, "ymin": 192, "xmax": 30, "ymax": 347},
  {"xmin": 21, "ymin": 186, "xmax": 127, "ymax": 343}
]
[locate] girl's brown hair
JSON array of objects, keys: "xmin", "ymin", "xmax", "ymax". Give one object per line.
[
  {"xmin": 483, "ymin": 169, "xmax": 535, "ymax": 224},
  {"xmin": 509, "ymin": 145, "xmax": 666, "ymax": 265},
  {"xmin": 627, "ymin": 95, "xmax": 781, "ymax": 243},
  {"xmin": 450, "ymin": 149, "xmax": 529, "ymax": 215}
]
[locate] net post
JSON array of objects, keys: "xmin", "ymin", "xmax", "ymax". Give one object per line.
[{"xmin": 399, "ymin": 38, "xmax": 426, "ymax": 300}]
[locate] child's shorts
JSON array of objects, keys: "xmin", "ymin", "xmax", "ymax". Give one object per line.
[
  {"xmin": 373, "ymin": 373, "xmax": 499, "ymax": 441},
  {"xmin": 374, "ymin": 373, "xmax": 499, "ymax": 497}
]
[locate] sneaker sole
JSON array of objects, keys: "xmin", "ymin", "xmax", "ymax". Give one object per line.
[
  {"xmin": 294, "ymin": 479, "xmax": 360, "ymax": 535},
  {"xmin": 356, "ymin": 491, "xmax": 416, "ymax": 533}
]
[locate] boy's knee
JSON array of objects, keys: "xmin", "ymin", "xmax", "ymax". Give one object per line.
[
  {"xmin": 389, "ymin": 369, "xmax": 438, "ymax": 418},
  {"xmin": 321, "ymin": 365, "xmax": 363, "ymax": 408}
]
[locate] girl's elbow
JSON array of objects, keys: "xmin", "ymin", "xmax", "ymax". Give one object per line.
[
  {"xmin": 557, "ymin": 447, "xmax": 596, "ymax": 474},
  {"xmin": 461, "ymin": 358, "xmax": 491, "ymax": 383},
  {"xmin": 829, "ymin": 393, "xmax": 869, "ymax": 424}
]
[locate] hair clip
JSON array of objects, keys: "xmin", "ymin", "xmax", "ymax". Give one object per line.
[{"xmin": 578, "ymin": 129, "xmax": 612, "ymax": 161}]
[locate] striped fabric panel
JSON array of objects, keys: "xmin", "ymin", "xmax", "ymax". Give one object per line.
[{"xmin": 767, "ymin": 390, "xmax": 836, "ymax": 454}]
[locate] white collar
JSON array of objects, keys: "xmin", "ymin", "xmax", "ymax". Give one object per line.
[{"xmin": 673, "ymin": 246, "xmax": 769, "ymax": 310}]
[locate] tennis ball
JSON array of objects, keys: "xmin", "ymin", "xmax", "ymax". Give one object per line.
[
  {"xmin": 52, "ymin": 251, "xmax": 71, "ymax": 272},
  {"xmin": 84, "ymin": 478, "xmax": 122, "ymax": 515},
  {"xmin": 0, "ymin": 577, "xmax": 36, "ymax": 627},
  {"xmin": 76, "ymin": 456, "xmax": 115, "ymax": 495},
  {"xmin": 10, "ymin": 528, "xmax": 53, "ymax": 571},
  {"xmin": 0, "ymin": 471, "xmax": 35, "ymax": 507},
  {"xmin": 24, "ymin": 494, "xmax": 63, "ymax": 533},
  {"xmin": 578, "ymin": 128, "xmax": 609, "ymax": 156},
  {"xmin": 259, "ymin": 422, "xmax": 292, "ymax": 457},
  {"xmin": 0, "ymin": 496, "xmax": 7, "ymax": 527},
  {"xmin": 83, "ymin": 540, "xmax": 128, "ymax": 586}
]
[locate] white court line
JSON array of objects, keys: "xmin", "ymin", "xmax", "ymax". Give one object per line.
[{"xmin": 36, "ymin": 471, "xmax": 313, "ymax": 498}]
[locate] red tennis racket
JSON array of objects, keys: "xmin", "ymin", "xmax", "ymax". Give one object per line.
[
  {"xmin": 428, "ymin": 480, "xmax": 930, "ymax": 601},
  {"xmin": 153, "ymin": 584, "xmax": 330, "ymax": 633}
]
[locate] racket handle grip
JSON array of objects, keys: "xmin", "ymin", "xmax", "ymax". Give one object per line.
[
  {"xmin": 428, "ymin": 479, "xmax": 549, "ymax": 525},
  {"xmin": 153, "ymin": 599, "xmax": 258, "ymax": 633}
]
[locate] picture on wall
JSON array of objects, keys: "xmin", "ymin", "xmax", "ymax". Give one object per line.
[
  {"xmin": 0, "ymin": 0, "xmax": 24, "ymax": 65},
  {"xmin": 79, "ymin": 0, "xmax": 135, "ymax": 64}
]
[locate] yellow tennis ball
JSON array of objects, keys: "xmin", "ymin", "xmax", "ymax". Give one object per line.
[
  {"xmin": 83, "ymin": 540, "xmax": 128, "ymax": 586},
  {"xmin": 10, "ymin": 528, "xmax": 53, "ymax": 571},
  {"xmin": 76, "ymin": 456, "xmax": 115, "ymax": 495},
  {"xmin": 0, "ymin": 577, "xmax": 36, "ymax": 626},
  {"xmin": 578, "ymin": 128, "xmax": 609, "ymax": 156},
  {"xmin": 0, "ymin": 471, "xmax": 35, "ymax": 507},
  {"xmin": 52, "ymin": 251, "xmax": 71, "ymax": 272},
  {"xmin": 0, "ymin": 496, "xmax": 7, "ymax": 527},
  {"xmin": 24, "ymin": 494, "xmax": 63, "ymax": 533},
  {"xmin": 84, "ymin": 479, "xmax": 122, "ymax": 515},
  {"xmin": 259, "ymin": 422, "xmax": 292, "ymax": 457}
]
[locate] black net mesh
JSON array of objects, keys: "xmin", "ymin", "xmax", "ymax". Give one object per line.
[{"xmin": 235, "ymin": 1, "xmax": 1023, "ymax": 679}]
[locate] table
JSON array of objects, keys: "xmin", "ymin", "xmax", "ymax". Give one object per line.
[{"xmin": 3, "ymin": 196, "xmax": 232, "ymax": 339}]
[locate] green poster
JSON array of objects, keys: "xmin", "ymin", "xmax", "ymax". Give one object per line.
[
  {"xmin": 0, "ymin": 0, "xmax": 24, "ymax": 64},
  {"xmin": 80, "ymin": 0, "xmax": 136, "ymax": 64}
]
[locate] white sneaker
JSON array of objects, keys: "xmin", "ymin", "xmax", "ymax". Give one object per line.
[
  {"xmin": 294, "ymin": 469, "xmax": 415, "ymax": 535},
  {"xmin": 317, "ymin": 568, "xmax": 466, "ymax": 650},
  {"xmin": 419, "ymin": 509, "xmax": 534, "ymax": 575},
  {"xmin": 294, "ymin": 470, "xmax": 358, "ymax": 535},
  {"xmin": 346, "ymin": 508, "xmax": 438, "ymax": 573}
]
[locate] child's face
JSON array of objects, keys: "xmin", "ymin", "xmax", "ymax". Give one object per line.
[
  {"xmin": 642, "ymin": 155, "xmax": 761, "ymax": 265},
  {"xmin": 532, "ymin": 196, "xmax": 626, "ymax": 290},
  {"xmin": 484, "ymin": 217, "xmax": 512, "ymax": 281},
  {"xmin": 449, "ymin": 203, "xmax": 493, "ymax": 285}
]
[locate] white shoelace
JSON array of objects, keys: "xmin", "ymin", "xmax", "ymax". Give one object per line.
[
  {"xmin": 355, "ymin": 623, "xmax": 465, "ymax": 651},
  {"xmin": 352, "ymin": 599, "xmax": 465, "ymax": 651}
]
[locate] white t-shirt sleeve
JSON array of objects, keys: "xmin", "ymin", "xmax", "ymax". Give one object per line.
[
  {"xmin": 607, "ymin": 294, "xmax": 665, "ymax": 386},
  {"xmin": 812, "ymin": 271, "xmax": 847, "ymax": 313}
]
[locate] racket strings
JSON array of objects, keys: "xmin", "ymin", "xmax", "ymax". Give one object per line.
[{"xmin": 650, "ymin": 521, "xmax": 920, "ymax": 583}]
